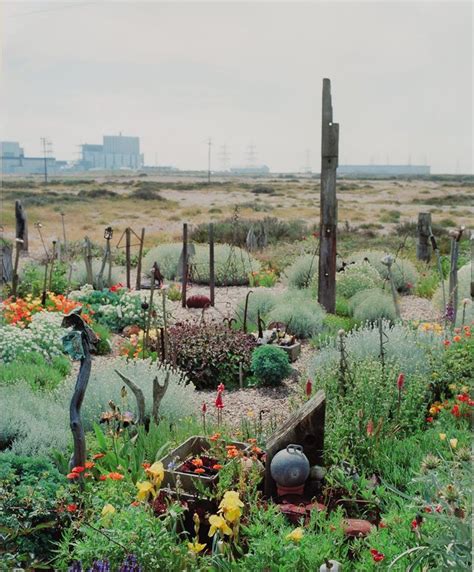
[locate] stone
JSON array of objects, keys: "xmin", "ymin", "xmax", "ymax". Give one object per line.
[{"xmin": 343, "ymin": 518, "xmax": 373, "ymax": 538}]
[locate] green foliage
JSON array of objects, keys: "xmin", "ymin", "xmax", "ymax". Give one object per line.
[
  {"xmin": 335, "ymin": 296, "xmax": 351, "ymax": 317},
  {"xmin": 167, "ymin": 320, "xmax": 257, "ymax": 389},
  {"xmin": 284, "ymin": 253, "xmax": 319, "ymax": 289},
  {"xmin": 0, "ymin": 351, "xmax": 71, "ymax": 390},
  {"xmin": 90, "ymin": 322, "xmax": 112, "ymax": 355},
  {"xmin": 349, "ymin": 288, "xmax": 397, "ymax": 324},
  {"xmin": 415, "ymin": 267, "xmax": 440, "ymax": 299},
  {"xmin": 433, "ymin": 263, "xmax": 473, "ymax": 325},
  {"xmin": 144, "ymin": 242, "xmax": 260, "ymax": 286},
  {"xmin": 251, "ymin": 345, "xmax": 291, "ymax": 386},
  {"xmin": 71, "ymin": 258, "xmax": 124, "ymax": 289},
  {"xmin": 336, "ymin": 262, "xmax": 383, "ymax": 299},
  {"xmin": 429, "ymin": 334, "xmax": 474, "ymax": 399},
  {"xmin": 313, "ymin": 314, "xmax": 356, "ymax": 348},
  {"xmin": 0, "ymin": 453, "xmax": 67, "ymax": 568},
  {"xmin": 268, "ymin": 290, "xmax": 326, "ymax": 339},
  {"xmin": 18, "ymin": 261, "xmax": 71, "ymax": 297}
]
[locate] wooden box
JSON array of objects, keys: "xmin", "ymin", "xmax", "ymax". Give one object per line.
[{"xmin": 278, "ymin": 342, "xmax": 301, "ymax": 362}]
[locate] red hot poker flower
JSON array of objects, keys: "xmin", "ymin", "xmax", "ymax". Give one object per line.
[
  {"xmin": 305, "ymin": 379, "xmax": 312, "ymax": 397},
  {"xmin": 370, "ymin": 549, "xmax": 385, "ymax": 563},
  {"xmin": 217, "ymin": 383, "xmax": 225, "ymax": 393},
  {"xmin": 397, "ymin": 373, "xmax": 405, "ymax": 390},
  {"xmin": 366, "ymin": 419, "xmax": 374, "ymax": 437},
  {"xmin": 202, "ymin": 402, "xmax": 207, "ymax": 413},
  {"xmin": 215, "ymin": 390, "xmax": 224, "ymax": 409}
]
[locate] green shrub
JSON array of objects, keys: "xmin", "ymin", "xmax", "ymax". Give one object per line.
[
  {"xmin": 0, "ymin": 351, "xmax": 71, "ymax": 390},
  {"xmin": 415, "ymin": 268, "xmax": 440, "ymax": 299},
  {"xmin": 167, "ymin": 320, "xmax": 257, "ymax": 389},
  {"xmin": 18, "ymin": 261, "xmax": 71, "ymax": 297},
  {"xmin": 350, "ymin": 250, "xmax": 418, "ymax": 292},
  {"xmin": 144, "ymin": 243, "xmax": 260, "ymax": 286},
  {"xmin": 336, "ymin": 262, "xmax": 382, "ymax": 298},
  {"xmin": 0, "ymin": 453, "xmax": 67, "ymax": 567},
  {"xmin": 335, "ymin": 296, "xmax": 351, "ymax": 317},
  {"xmin": 268, "ymin": 290, "xmax": 326, "ymax": 339},
  {"xmin": 314, "ymin": 314, "xmax": 356, "ymax": 348},
  {"xmin": 284, "ymin": 253, "xmax": 319, "ymax": 289},
  {"xmin": 348, "ymin": 288, "xmax": 397, "ymax": 323},
  {"xmin": 251, "ymin": 345, "xmax": 291, "ymax": 386},
  {"xmin": 90, "ymin": 322, "xmax": 112, "ymax": 355}
]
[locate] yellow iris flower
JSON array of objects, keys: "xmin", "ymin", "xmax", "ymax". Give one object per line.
[
  {"xmin": 187, "ymin": 541, "xmax": 206, "ymax": 554},
  {"xmin": 219, "ymin": 490, "xmax": 244, "ymax": 523},
  {"xmin": 136, "ymin": 480, "xmax": 155, "ymax": 500},
  {"xmin": 101, "ymin": 503, "xmax": 116, "ymax": 517},
  {"xmin": 286, "ymin": 527, "xmax": 304, "ymax": 543},
  {"xmin": 208, "ymin": 514, "xmax": 233, "ymax": 537},
  {"xmin": 146, "ymin": 461, "xmax": 164, "ymax": 487},
  {"xmin": 449, "ymin": 438, "xmax": 458, "ymax": 449}
]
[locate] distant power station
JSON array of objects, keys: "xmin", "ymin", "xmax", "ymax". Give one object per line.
[
  {"xmin": 79, "ymin": 134, "xmax": 144, "ymax": 170},
  {"xmin": 1, "ymin": 141, "xmax": 66, "ymax": 175},
  {"xmin": 338, "ymin": 164, "xmax": 430, "ymax": 176}
]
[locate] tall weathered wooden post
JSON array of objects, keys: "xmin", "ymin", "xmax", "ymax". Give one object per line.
[
  {"xmin": 182, "ymin": 223, "xmax": 188, "ymax": 308},
  {"xmin": 318, "ymin": 78, "xmax": 339, "ymax": 313},
  {"xmin": 15, "ymin": 200, "xmax": 28, "ymax": 253},
  {"xmin": 417, "ymin": 212, "xmax": 432, "ymax": 262}
]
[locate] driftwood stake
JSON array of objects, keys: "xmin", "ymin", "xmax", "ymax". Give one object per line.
[
  {"xmin": 152, "ymin": 371, "xmax": 170, "ymax": 423},
  {"xmin": 11, "ymin": 239, "xmax": 23, "ymax": 297},
  {"xmin": 84, "ymin": 237, "xmax": 93, "ymax": 286},
  {"xmin": 125, "ymin": 227, "xmax": 131, "ymax": 289},
  {"xmin": 15, "ymin": 200, "xmax": 28, "ymax": 253},
  {"xmin": 115, "ymin": 370, "xmax": 146, "ymax": 425},
  {"xmin": 416, "ymin": 212, "xmax": 432, "ymax": 262},
  {"xmin": 318, "ymin": 78, "xmax": 339, "ymax": 313}
]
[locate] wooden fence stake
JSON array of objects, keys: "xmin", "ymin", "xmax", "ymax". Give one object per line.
[
  {"xmin": 318, "ymin": 78, "xmax": 339, "ymax": 313},
  {"xmin": 182, "ymin": 223, "xmax": 188, "ymax": 308},
  {"xmin": 209, "ymin": 223, "xmax": 215, "ymax": 306},
  {"xmin": 84, "ymin": 237, "xmax": 93, "ymax": 286},
  {"xmin": 11, "ymin": 239, "xmax": 23, "ymax": 297},
  {"xmin": 136, "ymin": 227, "xmax": 145, "ymax": 290},
  {"xmin": 416, "ymin": 212, "xmax": 432, "ymax": 262},
  {"xmin": 15, "ymin": 200, "xmax": 28, "ymax": 253},
  {"xmin": 125, "ymin": 227, "xmax": 131, "ymax": 289}
]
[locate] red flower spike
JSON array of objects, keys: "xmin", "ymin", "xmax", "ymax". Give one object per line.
[
  {"xmin": 305, "ymin": 379, "xmax": 312, "ymax": 397},
  {"xmin": 451, "ymin": 404, "xmax": 461, "ymax": 417},
  {"xmin": 366, "ymin": 419, "xmax": 374, "ymax": 437},
  {"xmin": 397, "ymin": 373, "xmax": 405, "ymax": 390},
  {"xmin": 217, "ymin": 383, "xmax": 225, "ymax": 393},
  {"xmin": 215, "ymin": 390, "xmax": 224, "ymax": 409}
]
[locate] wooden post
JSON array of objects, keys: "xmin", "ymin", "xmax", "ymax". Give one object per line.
[
  {"xmin": 125, "ymin": 227, "xmax": 131, "ymax": 289},
  {"xmin": 61, "ymin": 212, "xmax": 67, "ymax": 255},
  {"xmin": 11, "ymin": 239, "xmax": 23, "ymax": 297},
  {"xmin": 448, "ymin": 228, "xmax": 464, "ymax": 322},
  {"xmin": 15, "ymin": 200, "xmax": 28, "ymax": 253},
  {"xmin": 84, "ymin": 237, "xmax": 93, "ymax": 286},
  {"xmin": 209, "ymin": 223, "xmax": 215, "ymax": 306},
  {"xmin": 48, "ymin": 241, "xmax": 56, "ymax": 291},
  {"xmin": 416, "ymin": 212, "xmax": 432, "ymax": 262},
  {"xmin": 182, "ymin": 223, "xmax": 188, "ymax": 308},
  {"xmin": 135, "ymin": 227, "xmax": 145, "ymax": 290},
  {"xmin": 318, "ymin": 78, "xmax": 339, "ymax": 314}
]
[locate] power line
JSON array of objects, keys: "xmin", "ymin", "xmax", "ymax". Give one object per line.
[
  {"xmin": 218, "ymin": 144, "xmax": 231, "ymax": 172},
  {"xmin": 40, "ymin": 137, "xmax": 52, "ymax": 184}
]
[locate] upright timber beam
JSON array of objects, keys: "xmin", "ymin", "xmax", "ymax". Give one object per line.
[{"xmin": 318, "ymin": 78, "xmax": 339, "ymax": 313}]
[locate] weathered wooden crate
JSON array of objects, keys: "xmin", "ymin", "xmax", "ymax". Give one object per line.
[
  {"xmin": 278, "ymin": 342, "xmax": 301, "ymax": 362},
  {"xmin": 160, "ymin": 435, "xmax": 249, "ymax": 495}
]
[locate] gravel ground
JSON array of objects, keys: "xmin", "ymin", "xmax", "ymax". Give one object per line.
[{"xmin": 104, "ymin": 286, "xmax": 438, "ymax": 432}]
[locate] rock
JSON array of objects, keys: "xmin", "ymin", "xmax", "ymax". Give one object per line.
[
  {"xmin": 305, "ymin": 501, "xmax": 327, "ymax": 513},
  {"xmin": 310, "ymin": 465, "xmax": 326, "ymax": 481},
  {"xmin": 343, "ymin": 518, "xmax": 373, "ymax": 538}
]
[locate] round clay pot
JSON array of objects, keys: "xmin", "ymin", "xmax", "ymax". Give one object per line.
[{"xmin": 270, "ymin": 444, "xmax": 310, "ymax": 488}]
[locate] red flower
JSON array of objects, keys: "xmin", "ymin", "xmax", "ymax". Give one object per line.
[
  {"xmin": 213, "ymin": 464, "xmax": 223, "ymax": 470},
  {"xmin": 202, "ymin": 402, "xmax": 207, "ymax": 414},
  {"xmin": 99, "ymin": 475, "xmax": 107, "ymax": 481},
  {"xmin": 443, "ymin": 340, "xmax": 451, "ymax": 347},
  {"xmin": 397, "ymin": 373, "xmax": 405, "ymax": 390},
  {"xmin": 451, "ymin": 404, "xmax": 461, "ymax": 418},
  {"xmin": 130, "ymin": 501, "xmax": 140, "ymax": 507},
  {"xmin": 142, "ymin": 462, "xmax": 151, "ymax": 469},
  {"xmin": 370, "ymin": 549, "xmax": 385, "ymax": 563},
  {"xmin": 67, "ymin": 472, "xmax": 80, "ymax": 480},
  {"xmin": 194, "ymin": 468, "xmax": 205, "ymax": 474},
  {"xmin": 411, "ymin": 518, "xmax": 420, "ymax": 530},
  {"xmin": 426, "ymin": 417, "xmax": 433, "ymax": 423},
  {"xmin": 109, "ymin": 282, "xmax": 124, "ymax": 292},
  {"xmin": 66, "ymin": 503, "xmax": 78, "ymax": 513},
  {"xmin": 210, "ymin": 433, "xmax": 221, "ymax": 441},
  {"xmin": 72, "ymin": 466, "xmax": 85, "ymax": 474},
  {"xmin": 84, "ymin": 472, "xmax": 92, "ymax": 478},
  {"xmin": 108, "ymin": 472, "xmax": 124, "ymax": 480},
  {"xmin": 84, "ymin": 461, "xmax": 95, "ymax": 469},
  {"xmin": 215, "ymin": 390, "xmax": 224, "ymax": 409},
  {"xmin": 424, "ymin": 506, "xmax": 432, "ymax": 513},
  {"xmin": 379, "ymin": 521, "xmax": 388, "ymax": 529},
  {"xmin": 435, "ymin": 505, "xmax": 442, "ymax": 513},
  {"xmin": 93, "ymin": 453, "xmax": 105, "ymax": 460},
  {"xmin": 457, "ymin": 394, "xmax": 469, "ymax": 403},
  {"xmin": 366, "ymin": 419, "xmax": 374, "ymax": 437},
  {"xmin": 305, "ymin": 379, "xmax": 312, "ymax": 397},
  {"xmin": 217, "ymin": 383, "xmax": 225, "ymax": 393}
]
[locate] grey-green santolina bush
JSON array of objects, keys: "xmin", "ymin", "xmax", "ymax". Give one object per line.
[
  {"xmin": 349, "ymin": 250, "xmax": 418, "ymax": 293},
  {"xmin": 284, "ymin": 253, "xmax": 319, "ymax": 289},
  {"xmin": 348, "ymin": 288, "xmax": 397, "ymax": 323},
  {"xmin": 336, "ymin": 262, "xmax": 383, "ymax": 299},
  {"xmin": 268, "ymin": 290, "xmax": 326, "ymax": 339},
  {"xmin": 235, "ymin": 290, "xmax": 278, "ymax": 327},
  {"xmin": 143, "ymin": 242, "xmax": 260, "ymax": 286},
  {"xmin": 71, "ymin": 258, "xmax": 125, "ymax": 288}
]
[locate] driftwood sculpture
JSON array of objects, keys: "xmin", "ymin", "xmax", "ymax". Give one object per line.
[
  {"xmin": 114, "ymin": 369, "xmax": 170, "ymax": 425},
  {"xmin": 61, "ymin": 308, "xmax": 98, "ymax": 471}
]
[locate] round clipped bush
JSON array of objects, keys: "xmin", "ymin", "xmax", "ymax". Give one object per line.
[
  {"xmin": 143, "ymin": 243, "xmax": 260, "ymax": 286},
  {"xmin": 251, "ymin": 345, "xmax": 291, "ymax": 386},
  {"xmin": 350, "ymin": 289, "xmax": 397, "ymax": 323},
  {"xmin": 349, "ymin": 250, "xmax": 418, "ymax": 293},
  {"xmin": 284, "ymin": 253, "xmax": 319, "ymax": 289},
  {"xmin": 268, "ymin": 290, "xmax": 326, "ymax": 339},
  {"xmin": 336, "ymin": 262, "xmax": 383, "ymax": 299}
]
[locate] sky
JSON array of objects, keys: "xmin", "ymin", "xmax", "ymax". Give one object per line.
[{"xmin": 1, "ymin": 1, "xmax": 472, "ymax": 173}]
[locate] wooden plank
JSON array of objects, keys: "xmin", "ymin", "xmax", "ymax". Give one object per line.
[
  {"xmin": 264, "ymin": 390, "xmax": 326, "ymax": 498},
  {"xmin": 416, "ymin": 212, "xmax": 432, "ymax": 262}
]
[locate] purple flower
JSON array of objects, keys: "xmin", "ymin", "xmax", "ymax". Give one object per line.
[{"xmin": 444, "ymin": 303, "xmax": 455, "ymax": 323}]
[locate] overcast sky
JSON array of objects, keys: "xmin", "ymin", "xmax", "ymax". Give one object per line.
[{"xmin": 1, "ymin": 1, "xmax": 472, "ymax": 173}]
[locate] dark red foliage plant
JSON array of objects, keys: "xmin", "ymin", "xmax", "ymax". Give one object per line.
[
  {"xmin": 186, "ymin": 295, "xmax": 212, "ymax": 309},
  {"xmin": 167, "ymin": 319, "xmax": 257, "ymax": 389}
]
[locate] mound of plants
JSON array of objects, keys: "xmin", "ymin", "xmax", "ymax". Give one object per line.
[
  {"xmin": 348, "ymin": 288, "xmax": 397, "ymax": 323},
  {"xmin": 167, "ymin": 320, "xmax": 257, "ymax": 389},
  {"xmin": 0, "ymin": 351, "xmax": 71, "ymax": 390},
  {"xmin": 268, "ymin": 290, "xmax": 326, "ymax": 339},
  {"xmin": 251, "ymin": 345, "xmax": 291, "ymax": 386},
  {"xmin": 18, "ymin": 261, "xmax": 71, "ymax": 297},
  {"xmin": 143, "ymin": 243, "xmax": 260, "ymax": 286},
  {"xmin": 349, "ymin": 250, "xmax": 418, "ymax": 292},
  {"xmin": 284, "ymin": 253, "xmax": 319, "ymax": 289},
  {"xmin": 235, "ymin": 290, "xmax": 277, "ymax": 330},
  {"xmin": 336, "ymin": 262, "xmax": 383, "ymax": 299}
]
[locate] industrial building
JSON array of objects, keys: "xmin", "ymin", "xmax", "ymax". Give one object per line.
[
  {"xmin": 0, "ymin": 141, "xmax": 66, "ymax": 175},
  {"xmin": 80, "ymin": 134, "xmax": 144, "ymax": 170},
  {"xmin": 338, "ymin": 164, "xmax": 431, "ymax": 177}
]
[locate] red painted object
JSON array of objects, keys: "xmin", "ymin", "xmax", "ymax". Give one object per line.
[{"xmin": 277, "ymin": 483, "xmax": 305, "ymax": 497}]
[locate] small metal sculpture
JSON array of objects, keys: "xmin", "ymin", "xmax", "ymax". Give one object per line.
[
  {"xmin": 62, "ymin": 308, "xmax": 98, "ymax": 472},
  {"xmin": 152, "ymin": 262, "xmax": 164, "ymax": 288}
]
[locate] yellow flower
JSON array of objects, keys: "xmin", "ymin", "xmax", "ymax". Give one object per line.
[
  {"xmin": 461, "ymin": 386, "xmax": 469, "ymax": 394},
  {"xmin": 187, "ymin": 541, "xmax": 206, "ymax": 554},
  {"xmin": 219, "ymin": 491, "xmax": 244, "ymax": 523},
  {"xmin": 146, "ymin": 461, "xmax": 164, "ymax": 487},
  {"xmin": 136, "ymin": 480, "xmax": 155, "ymax": 500},
  {"xmin": 449, "ymin": 438, "xmax": 458, "ymax": 449},
  {"xmin": 448, "ymin": 384, "xmax": 457, "ymax": 391},
  {"xmin": 439, "ymin": 433, "xmax": 447, "ymax": 441},
  {"xmin": 101, "ymin": 503, "xmax": 116, "ymax": 517},
  {"xmin": 286, "ymin": 527, "xmax": 304, "ymax": 543},
  {"xmin": 208, "ymin": 514, "xmax": 233, "ymax": 537}
]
